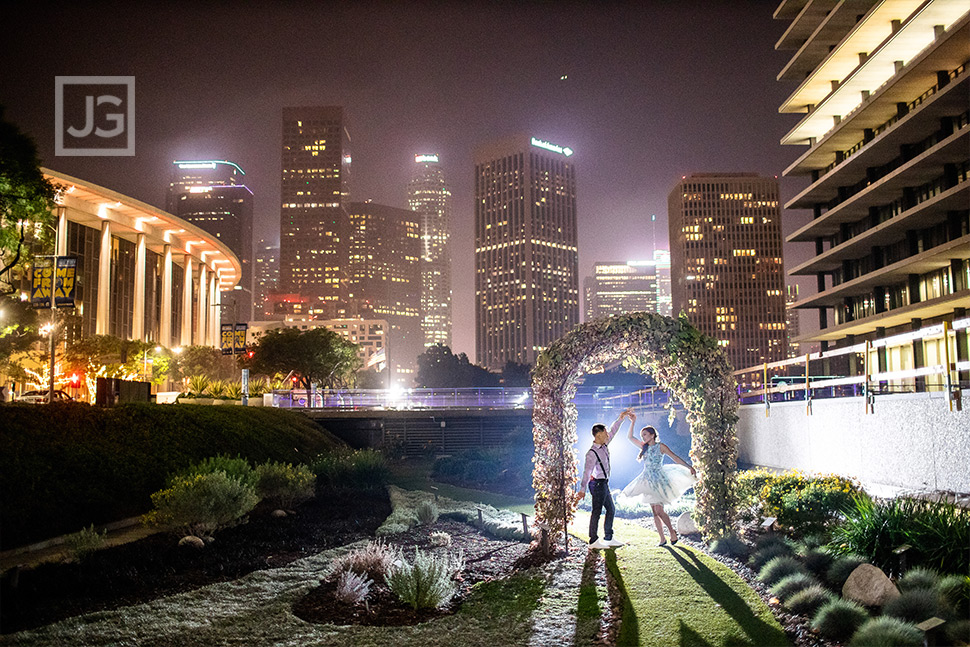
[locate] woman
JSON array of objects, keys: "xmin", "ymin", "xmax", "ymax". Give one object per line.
[{"xmin": 620, "ymin": 413, "xmax": 697, "ymax": 546}]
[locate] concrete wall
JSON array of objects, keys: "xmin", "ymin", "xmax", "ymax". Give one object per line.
[{"xmin": 737, "ymin": 390, "xmax": 970, "ymax": 494}]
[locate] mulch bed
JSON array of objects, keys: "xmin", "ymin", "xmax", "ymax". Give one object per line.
[{"xmin": 0, "ymin": 488, "xmax": 392, "ymax": 634}]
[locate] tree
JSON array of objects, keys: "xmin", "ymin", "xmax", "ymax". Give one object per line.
[
  {"xmin": 0, "ymin": 106, "xmax": 58, "ymax": 292},
  {"xmin": 172, "ymin": 345, "xmax": 238, "ymax": 382},
  {"xmin": 244, "ymin": 327, "xmax": 361, "ymax": 390},
  {"xmin": 0, "ymin": 294, "xmax": 38, "ymax": 365},
  {"xmin": 415, "ymin": 344, "xmax": 499, "ymax": 388},
  {"xmin": 500, "ymin": 361, "xmax": 533, "ymax": 387}
]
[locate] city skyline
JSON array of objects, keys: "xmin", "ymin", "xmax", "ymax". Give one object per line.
[{"xmin": 2, "ymin": 2, "xmax": 813, "ymax": 359}]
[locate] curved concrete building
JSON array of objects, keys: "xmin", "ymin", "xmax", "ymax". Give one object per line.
[{"xmin": 41, "ymin": 168, "xmax": 241, "ymax": 348}]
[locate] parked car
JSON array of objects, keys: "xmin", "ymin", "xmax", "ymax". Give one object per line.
[{"xmin": 17, "ymin": 389, "xmax": 74, "ymax": 403}]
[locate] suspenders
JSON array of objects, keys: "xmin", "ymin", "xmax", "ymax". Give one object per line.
[{"xmin": 588, "ymin": 446, "xmax": 609, "ymax": 481}]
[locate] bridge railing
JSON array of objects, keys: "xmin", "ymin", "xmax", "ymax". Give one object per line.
[{"xmin": 733, "ymin": 316, "xmax": 969, "ymax": 414}]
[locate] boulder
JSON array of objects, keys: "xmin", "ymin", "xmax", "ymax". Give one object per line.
[
  {"xmin": 272, "ymin": 509, "xmax": 288, "ymax": 518},
  {"xmin": 676, "ymin": 512, "xmax": 699, "ymax": 535},
  {"xmin": 178, "ymin": 535, "xmax": 205, "ymax": 549},
  {"xmin": 842, "ymin": 563, "xmax": 900, "ymax": 607}
]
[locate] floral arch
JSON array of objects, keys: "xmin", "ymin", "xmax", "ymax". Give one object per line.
[{"xmin": 531, "ymin": 312, "xmax": 740, "ymax": 548}]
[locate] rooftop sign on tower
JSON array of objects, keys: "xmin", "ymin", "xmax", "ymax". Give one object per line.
[{"xmin": 530, "ymin": 137, "xmax": 573, "ymax": 157}]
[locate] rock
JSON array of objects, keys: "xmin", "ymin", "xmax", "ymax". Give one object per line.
[
  {"xmin": 842, "ymin": 563, "xmax": 900, "ymax": 606},
  {"xmin": 676, "ymin": 512, "xmax": 699, "ymax": 535},
  {"xmin": 272, "ymin": 509, "xmax": 288, "ymax": 518},
  {"xmin": 203, "ymin": 536, "xmax": 215, "ymax": 545},
  {"xmin": 178, "ymin": 535, "xmax": 205, "ymax": 549}
]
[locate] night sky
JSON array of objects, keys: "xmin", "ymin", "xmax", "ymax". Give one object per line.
[{"xmin": 2, "ymin": 1, "xmax": 816, "ymax": 357}]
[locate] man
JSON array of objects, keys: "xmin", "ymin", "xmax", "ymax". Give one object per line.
[{"xmin": 577, "ymin": 408, "xmax": 634, "ymax": 549}]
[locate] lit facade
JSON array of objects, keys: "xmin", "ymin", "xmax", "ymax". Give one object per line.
[
  {"xmin": 775, "ymin": 0, "xmax": 969, "ymax": 378},
  {"xmin": 669, "ymin": 173, "xmax": 788, "ymax": 370},
  {"xmin": 785, "ymin": 284, "xmax": 801, "ymax": 357},
  {"xmin": 654, "ymin": 249, "xmax": 672, "ymax": 316},
  {"xmin": 584, "ymin": 261, "xmax": 657, "ymax": 320},
  {"xmin": 34, "ymin": 169, "xmax": 240, "ymax": 348},
  {"xmin": 248, "ymin": 316, "xmax": 387, "ymax": 370},
  {"xmin": 346, "ymin": 201, "xmax": 421, "ymax": 384},
  {"xmin": 474, "ymin": 135, "xmax": 580, "ymax": 370},
  {"xmin": 254, "ymin": 240, "xmax": 279, "ymax": 320},
  {"xmin": 279, "ymin": 106, "xmax": 351, "ymax": 319},
  {"xmin": 167, "ymin": 160, "xmax": 253, "ymax": 322},
  {"xmin": 407, "ymin": 154, "xmax": 453, "ymax": 349}
]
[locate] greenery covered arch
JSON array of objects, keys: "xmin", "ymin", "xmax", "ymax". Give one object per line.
[{"xmin": 531, "ymin": 312, "xmax": 740, "ymax": 547}]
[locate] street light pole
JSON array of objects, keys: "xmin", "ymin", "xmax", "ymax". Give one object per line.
[{"xmin": 47, "ymin": 308, "xmax": 56, "ymax": 403}]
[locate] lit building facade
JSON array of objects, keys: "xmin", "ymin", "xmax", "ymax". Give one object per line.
[
  {"xmin": 775, "ymin": 0, "xmax": 969, "ymax": 378},
  {"xmin": 279, "ymin": 106, "xmax": 351, "ymax": 319},
  {"xmin": 669, "ymin": 173, "xmax": 788, "ymax": 369},
  {"xmin": 33, "ymin": 169, "xmax": 240, "ymax": 348},
  {"xmin": 654, "ymin": 249, "xmax": 672, "ymax": 316},
  {"xmin": 474, "ymin": 135, "xmax": 580, "ymax": 370},
  {"xmin": 584, "ymin": 261, "xmax": 657, "ymax": 320},
  {"xmin": 167, "ymin": 160, "xmax": 253, "ymax": 322},
  {"xmin": 786, "ymin": 284, "xmax": 801, "ymax": 358},
  {"xmin": 407, "ymin": 153, "xmax": 453, "ymax": 349},
  {"xmin": 346, "ymin": 201, "xmax": 421, "ymax": 384},
  {"xmin": 254, "ymin": 240, "xmax": 279, "ymax": 320},
  {"xmin": 248, "ymin": 316, "xmax": 387, "ymax": 371}
]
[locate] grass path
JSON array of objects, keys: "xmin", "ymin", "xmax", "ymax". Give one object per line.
[
  {"xmin": 572, "ymin": 514, "xmax": 790, "ymax": 647},
  {"xmin": 388, "ymin": 458, "xmax": 535, "ymax": 515}
]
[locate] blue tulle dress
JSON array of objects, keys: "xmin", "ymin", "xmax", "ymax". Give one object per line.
[{"xmin": 619, "ymin": 443, "xmax": 696, "ymax": 506}]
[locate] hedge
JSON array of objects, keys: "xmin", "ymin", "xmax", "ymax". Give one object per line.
[{"xmin": 0, "ymin": 402, "xmax": 344, "ymax": 549}]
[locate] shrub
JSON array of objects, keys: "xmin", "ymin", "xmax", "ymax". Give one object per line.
[
  {"xmin": 143, "ymin": 471, "xmax": 258, "ymax": 536},
  {"xmin": 334, "ymin": 570, "xmax": 372, "ymax": 605},
  {"xmin": 784, "ymin": 584, "xmax": 836, "ymax": 616},
  {"xmin": 736, "ymin": 468, "xmax": 775, "ymax": 507},
  {"xmin": 64, "ymin": 524, "xmax": 107, "ymax": 561},
  {"xmin": 799, "ymin": 548, "xmax": 834, "ymax": 578},
  {"xmin": 254, "ymin": 460, "xmax": 315, "ymax": 508},
  {"xmin": 811, "ymin": 598, "xmax": 869, "ymax": 642},
  {"xmin": 416, "ymin": 500, "xmax": 439, "ymax": 525},
  {"xmin": 754, "ymin": 533, "xmax": 795, "ymax": 553},
  {"xmin": 312, "ymin": 449, "xmax": 389, "ymax": 491},
  {"xmin": 248, "ymin": 377, "xmax": 267, "ymax": 398},
  {"xmin": 883, "ymin": 588, "xmax": 940, "ymax": 624},
  {"xmin": 207, "ymin": 379, "xmax": 227, "ymax": 398},
  {"xmin": 386, "ymin": 547, "xmax": 457, "ymax": 610},
  {"xmin": 329, "ymin": 541, "xmax": 399, "ymax": 582},
  {"xmin": 187, "ymin": 374, "xmax": 210, "ymax": 396},
  {"xmin": 945, "ymin": 619, "xmax": 970, "ymax": 647},
  {"xmin": 897, "ymin": 566, "xmax": 939, "ymax": 591},
  {"xmin": 937, "ymin": 574, "xmax": 970, "ymax": 618},
  {"xmin": 225, "ymin": 382, "xmax": 243, "ymax": 400},
  {"xmin": 171, "ymin": 455, "xmax": 255, "ymax": 488},
  {"xmin": 758, "ymin": 556, "xmax": 807, "ymax": 586},
  {"xmin": 827, "ymin": 554, "xmax": 866, "ymax": 589},
  {"xmin": 771, "ymin": 572, "xmax": 818, "ymax": 601},
  {"xmin": 848, "ymin": 617, "xmax": 923, "ymax": 647},
  {"xmin": 709, "ymin": 534, "xmax": 748, "ymax": 560},
  {"xmin": 831, "ymin": 494, "xmax": 970, "ymax": 576},
  {"xmin": 750, "ymin": 543, "xmax": 793, "ymax": 571},
  {"xmin": 429, "ymin": 530, "xmax": 451, "ymax": 547}
]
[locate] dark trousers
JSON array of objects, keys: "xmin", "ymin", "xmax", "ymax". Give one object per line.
[{"xmin": 588, "ymin": 478, "xmax": 614, "ymax": 543}]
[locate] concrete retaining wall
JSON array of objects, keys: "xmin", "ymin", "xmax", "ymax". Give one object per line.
[{"xmin": 737, "ymin": 390, "xmax": 970, "ymax": 494}]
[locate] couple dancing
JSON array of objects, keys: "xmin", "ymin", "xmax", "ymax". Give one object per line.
[{"xmin": 577, "ymin": 408, "xmax": 696, "ymax": 549}]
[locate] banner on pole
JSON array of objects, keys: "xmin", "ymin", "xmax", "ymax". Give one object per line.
[
  {"xmin": 30, "ymin": 258, "xmax": 54, "ymax": 309},
  {"xmin": 233, "ymin": 323, "xmax": 248, "ymax": 355},
  {"xmin": 54, "ymin": 256, "xmax": 78, "ymax": 308},
  {"xmin": 221, "ymin": 323, "xmax": 234, "ymax": 355}
]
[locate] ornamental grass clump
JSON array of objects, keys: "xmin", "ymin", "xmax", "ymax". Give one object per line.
[
  {"xmin": 254, "ymin": 460, "xmax": 315, "ymax": 509},
  {"xmin": 810, "ymin": 598, "xmax": 869, "ymax": 642},
  {"xmin": 826, "ymin": 553, "xmax": 866, "ymax": 589},
  {"xmin": 334, "ymin": 570, "xmax": 372, "ymax": 605},
  {"xmin": 945, "ymin": 620, "xmax": 970, "ymax": 647},
  {"xmin": 882, "ymin": 588, "xmax": 940, "ymax": 625},
  {"xmin": 709, "ymin": 534, "xmax": 748, "ymax": 560},
  {"xmin": 171, "ymin": 455, "xmax": 255, "ymax": 488},
  {"xmin": 771, "ymin": 572, "xmax": 818, "ymax": 601},
  {"xmin": 312, "ymin": 449, "xmax": 389, "ymax": 491},
  {"xmin": 416, "ymin": 500, "xmax": 439, "ymax": 525},
  {"xmin": 385, "ymin": 547, "xmax": 457, "ymax": 610},
  {"xmin": 144, "ymin": 471, "xmax": 258, "ymax": 537},
  {"xmin": 897, "ymin": 566, "xmax": 939, "ymax": 591},
  {"xmin": 937, "ymin": 574, "xmax": 970, "ymax": 618},
  {"xmin": 750, "ymin": 543, "xmax": 794, "ymax": 572},
  {"xmin": 758, "ymin": 556, "xmax": 807, "ymax": 586},
  {"xmin": 799, "ymin": 547, "xmax": 835, "ymax": 578},
  {"xmin": 784, "ymin": 584, "xmax": 836, "ymax": 617},
  {"xmin": 848, "ymin": 617, "xmax": 923, "ymax": 647},
  {"xmin": 64, "ymin": 524, "xmax": 107, "ymax": 561},
  {"xmin": 754, "ymin": 533, "xmax": 795, "ymax": 553},
  {"xmin": 329, "ymin": 541, "xmax": 399, "ymax": 582}
]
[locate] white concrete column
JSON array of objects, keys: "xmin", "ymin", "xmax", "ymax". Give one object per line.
[
  {"xmin": 208, "ymin": 272, "xmax": 220, "ymax": 346},
  {"xmin": 56, "ymin": 207, "xmax": 68, "ymax": 256},
  {"xmin": 196, "ymin": 263, "xmax": 208, "ymax": 345},
  {"xmin": 132, "ymin": 233, "xmax": 146, "ymax": 340},
  {"xmin": 181, "ymin": 256, "xmax": 194, "ymax": 346},
  {"xmin": 160, "ymin": 245, "xmax": 173, "ymax": 347},
  {"xmin": 95, "ymin": 221, "xmax": 112, "ymax": 335}
]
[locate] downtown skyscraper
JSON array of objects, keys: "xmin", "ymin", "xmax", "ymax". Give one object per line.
[
  {"xmin": 278, "ymin": 106, "xmax": 351, "ymax": 319},
  {"xmin": 167, "ymin": 159, "xmax": 253, "ymax": 322},
  {"xmin": 584, "ymin": 261, "xmax": 657, "ymax": 321},
  {"xmin": 407, "ymin": 154, "xmax": 453, "ymax": 349},
  {"xmin": 474, "ymin": 135, "xmax": 579, "ymax": 370},
  {"xmin": 668, "ymin": 173, "xmax": 788, "ymax": 370}
]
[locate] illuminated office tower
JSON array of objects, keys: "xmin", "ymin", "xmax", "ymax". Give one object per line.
[
  {"xmin": 584, "ymin": 262, "xmax": 657, "ymax": 320},
  {"xmin": 653, "ymin": 249, "xmax": 672, "ymax": 316},
  {"xmin": 254, "ymin": 240, "xmax": 279, "ymax": 319},
  {"xmin": 167, "ymin": 159, "xmax": 253, "ymax": 322},
  {"xmin": 474, "ymin": 135, "xmax": 579, "ymax": 370},
  {"xmin": 407, "ymin": 154, "xmax": 453, "ymax": 348},
  {"xmin": 774, "ymin": 1, "xmax": 969, "ymax": 377},
  {"xmin": 786, "ymin": 284, "xmax": 801, "ymax": 358},
  {"xmin": 279, "ymin": 106, "xmax": 351, "ymax": 319},
  {"xmin": 346, "ymin": 201, "xmax": 421, "ymax": 385},
  {"xmin": 668, "ymin": 173, "xmax": 788, "ymax": 369}
]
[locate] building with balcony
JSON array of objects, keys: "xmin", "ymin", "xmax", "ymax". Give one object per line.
[{"xmin": 775, "ymin": 0, "xmax": 969, "ymax": 378}]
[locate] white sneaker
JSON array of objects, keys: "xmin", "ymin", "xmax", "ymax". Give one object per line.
[
  {"xmin": 605, "ymin": 538, "xmax": 625, "ymax": 547},
  {"xmin": 589, "ymin": 539, "xmax": 611, "ymax": 549}
]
